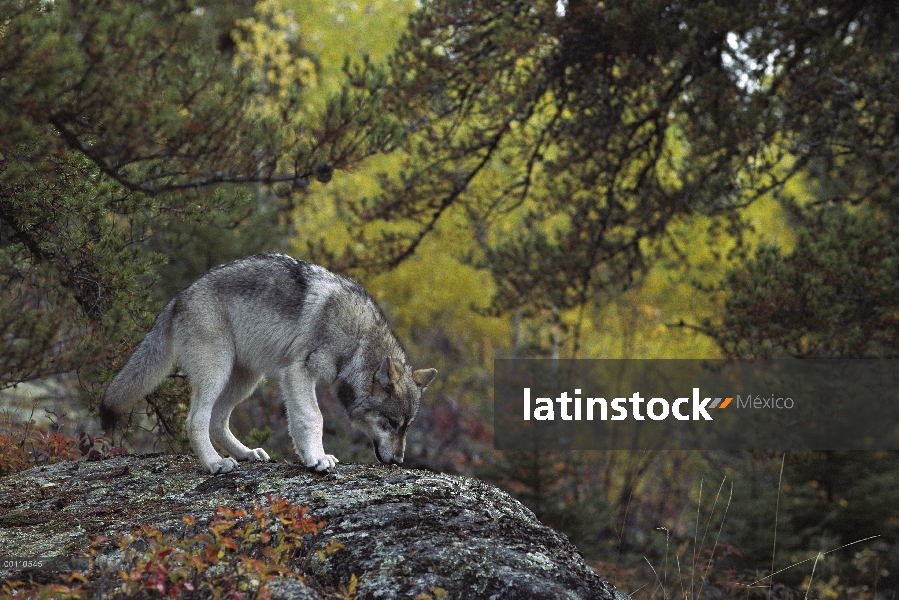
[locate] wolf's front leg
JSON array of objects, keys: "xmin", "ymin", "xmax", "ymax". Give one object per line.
[{"xmin": 280, "ymin": 365, "xmax": 339, "ymax": 471}]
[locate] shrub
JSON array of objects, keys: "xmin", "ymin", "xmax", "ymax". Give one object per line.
[{"xmin": 2, "ymin": 495, "xmax": 355, "ymax": 599}]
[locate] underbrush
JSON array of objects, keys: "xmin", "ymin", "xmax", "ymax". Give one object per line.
[
  {"xmin": 2, "ymin": 495, "xmax": 355, "ymax": 599},
  {"xmin": 0, "ymin": 414, "xmax": 125, "ymax": 476},
  {"xmin": 591, "ymin": 473, "xmax": 888, "ymax": 600}
]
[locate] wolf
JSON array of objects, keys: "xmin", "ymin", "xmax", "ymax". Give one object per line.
[{"xmin": 100, "ymin": 253, "xmax": 437, "ymax": 475}]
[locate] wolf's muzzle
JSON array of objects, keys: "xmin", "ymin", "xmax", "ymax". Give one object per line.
[{"xmin": 374, "ymin": 443, "xmax": 403, "ymax": 465}]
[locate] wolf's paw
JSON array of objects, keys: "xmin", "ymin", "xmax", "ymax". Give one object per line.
[
  {"xmin": 208, "ymin": 457, "xmax": 239, "ymax": 474},
  {"xmin": 245, "ymin": 448, "xmax": 270, "ymax": 462},
  {"xmin": 307, "ymin": 454, "xmax": 339, "ymax": 472}
]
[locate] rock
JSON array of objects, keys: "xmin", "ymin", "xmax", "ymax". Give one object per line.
[{"xmin": 0, "ymin": 454, "xmax": 631, "ymax": 599}]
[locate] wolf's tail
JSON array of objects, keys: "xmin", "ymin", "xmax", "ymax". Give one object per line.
[{"xmin": 100, "ymin": 301, "xmax": 177, "ymax": 433}]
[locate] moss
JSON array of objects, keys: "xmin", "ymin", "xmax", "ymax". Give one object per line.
[{"xmin": 0, "ymin": 510, "xmax": 31, "ymax": 527}]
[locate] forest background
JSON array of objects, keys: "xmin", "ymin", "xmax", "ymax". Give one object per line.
[{"xmin": 2, "ymin": 0, "xmax": 898, "ymax": 597}]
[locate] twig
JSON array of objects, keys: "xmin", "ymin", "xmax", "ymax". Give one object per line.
[{"xmin": 768, "ymin": 454, "xmax": 786, "ymax": 598}]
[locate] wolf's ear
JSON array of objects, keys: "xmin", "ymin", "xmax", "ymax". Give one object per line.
[
  {"xmin": 376, "ymin": 357, "xmax": 394, "ymax": 388},
  {"xmin": 412, "ymin": 368, "xmax": 438, "ymax": 389}
]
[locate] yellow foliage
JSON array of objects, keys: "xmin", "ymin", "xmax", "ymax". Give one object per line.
[
  {"xmin": 233, "ymin": 0, "xmax": 318, "ymax": 118},
  {"xmin": 283, "ymin": 0, "xmax": 418, "ymax": 92},
  {"xmin": 279, "ymin": 0, "xmax": 800, "ymax": 369}
]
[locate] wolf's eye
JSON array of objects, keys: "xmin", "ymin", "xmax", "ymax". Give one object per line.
[{"xmin": 385, "ymin": 417, "xmax": 399, "ymax": 430}]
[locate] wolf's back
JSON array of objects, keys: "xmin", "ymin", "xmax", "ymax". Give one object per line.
[{"xmin": 100, "ymin": 301, "xmax": 177, "ymax": 432}]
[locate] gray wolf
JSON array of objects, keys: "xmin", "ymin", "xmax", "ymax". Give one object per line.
[{"xmin": 100, "ymin": 253, "xmax": 437, "ymax": 474}]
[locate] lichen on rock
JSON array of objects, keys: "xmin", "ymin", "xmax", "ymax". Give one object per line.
[{"xmin": 0, "ymin": 454, "xmax": 632, "ymax": 599}]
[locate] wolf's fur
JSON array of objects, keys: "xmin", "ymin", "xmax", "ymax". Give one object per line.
[{"xmin": 101, "ymin": 253, "xmax": 437, "ymax": 474}]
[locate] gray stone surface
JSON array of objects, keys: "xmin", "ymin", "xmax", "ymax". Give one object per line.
[{"xmin": 0, "ymin": 454, "xmax": 631, "ymax": 599}]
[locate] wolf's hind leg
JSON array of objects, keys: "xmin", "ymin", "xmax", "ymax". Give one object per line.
[
  {"xmin": 186, "ymin": 356, "xmax": 238, "ymax": 475},
  {"xmin": 280, "ymin": 364, "xmax": 339, "ymax": 471},
  {"xmin": 210, "ymin": 366, "xmax": 269, "ymax": 462}
]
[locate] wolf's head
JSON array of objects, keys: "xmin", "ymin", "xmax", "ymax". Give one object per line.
[{"xmin": 342, "ymin": 357, "xmax": 437, "ymax": 465}]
